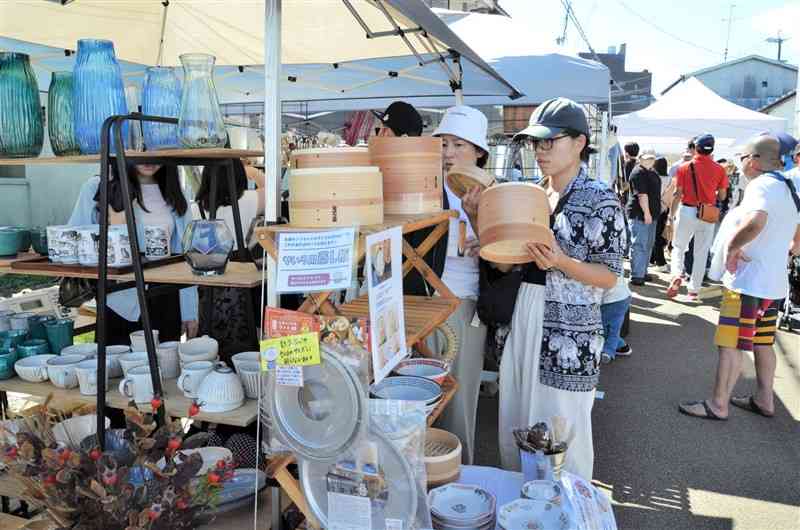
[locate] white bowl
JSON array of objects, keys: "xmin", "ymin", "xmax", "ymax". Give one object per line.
[
  {"xmin": 158, "ymin": 447, "xmax": 233, "ymax": 476},
  {"xmin": 118, "ymin": 352, "xmax": 150, "ymax": 377},
  {"xmin": 14, "ymin": 354, "xmax": 56, "ymax": 382},
  {"xmin": 47, "ymin": 354, "xmax": 88, "ymax": 389},
  {"xmin": 394, "ymin": 358, "xmax": 450, "ymax": 385},
  {"xmin": 236, "ymin": 361, "xmax": 262, "ymax": 399},
  {"xmin": 371, "ymin": 375, "xmax": 442, "ymax": 404},
  {"xmin": 52, "ymin": 415, "xmax": 111, "ymax": 446},
  {"xmin": 130, "ymin": 330, "xmax": 160, "ymax": 352},
  {"xmin": 197, "ymin": 363, "xmax": 245, "ymax": 413},
  {"xmin": 60, "ymin": 343, "xmax": 98, "ymax": 357},
  {"xmin": 231, "ymin": 351, "xmax": 260, "ymax": 373},
  {"xmin": 179, "ymin": 335, "xmax": 219, "ymax": 365}
]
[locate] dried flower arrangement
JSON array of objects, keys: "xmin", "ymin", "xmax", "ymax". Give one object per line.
[{"xmin": 0, "ymin": 396, "xmax": 234, "ymax": 530}]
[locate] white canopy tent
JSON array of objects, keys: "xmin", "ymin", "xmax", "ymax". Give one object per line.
[{"xmin": 614, "ymin": 77, "xmax": 787, "ymax": 159}]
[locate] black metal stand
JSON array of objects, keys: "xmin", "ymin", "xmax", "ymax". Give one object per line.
[{"xmin": 95, "ymin": 113, "xmax": 254, "ymax": 448}]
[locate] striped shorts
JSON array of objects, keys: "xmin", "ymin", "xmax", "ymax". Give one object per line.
[{"xmin": 715, "ymin": 288, "xmax": 779, "ymax": 351}]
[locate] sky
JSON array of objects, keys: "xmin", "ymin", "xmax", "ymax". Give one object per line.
[{"xmin": 500, "ymin": 0, "xmax": 800, "ymax": 96}]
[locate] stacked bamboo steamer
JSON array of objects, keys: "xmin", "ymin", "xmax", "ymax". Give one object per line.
[
  {"xmin": 368, "ymin": 137, "xmax": 443, "ymax": 215},
  {"xmin": 288, "ymin": 147, "xmax": 383, "ymax": 227}
]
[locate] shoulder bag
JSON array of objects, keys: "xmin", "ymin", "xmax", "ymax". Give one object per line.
[{"xmin": 690, "ymin": 162, "xmax": 721, "ymax": 223}]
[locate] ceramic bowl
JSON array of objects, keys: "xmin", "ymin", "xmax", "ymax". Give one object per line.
[
  {"xmin": 118, "ymin": 352, "xmax": 150, "ymax": 378},
  {"xmin": 0, "ymin": 349, "xmax": 18, "ymax": 380},
  {"xmin": 231, "ymin": 351, "xmax": 260, "ymax": 373},
  {"xmin": 10, "ymin": 312, "xmax": 35, "ymax": 332},
  {"xmin": 130, "ymin": 330, "xmax": 160, "ymax": 352},
  {"xmin": 30, "ymin": 227, "xmax": 48, "ymax": 256},
  {"xmin": 75, "ymin": 358, "xmax": 108, "ymax": 395},
  {"xmin": 370, "ymin": 375, "xmax": 442, "ymax": 404},
  {"xmin": 46, "ymin": 354, "xmax": 87, "ymax": 388},
  {"xmin": 179, "ymin": 335, "xmax": 219, "ymax": 365},
  {"xmin": 236, "ymin": 361, "xmax": 262, "ymax": 399},
  {"xmin": 0, "ymin": 329, "xmax": 27, "ymax": 347},
  {"xmin": 0, "ymin": 227, "xmax": 21, "ymax": 257},
  {"xmin": 11, "ymin": 227, "xmax": 31, "ymax": 253},
  {"xmin": 14, "ymin": 354, "xmax": 57, "ymax": 382},
  {"xmin": 197, "ymin": 363, "xmax": 245, "ymax": 413},
  {"xmin": 16, "ymin": 339, "xmax": 50, "ymax": 358},
  {"xmin": 52, "ymin": 415, "xmax": 111, "ymax": 445},
  {"xmin": 393, "ymin": 358, "xmax": 450, "ymax": 385},
  {"xmin": 61, "ymin": 343, "xmax": 99, "ymax": 357}
]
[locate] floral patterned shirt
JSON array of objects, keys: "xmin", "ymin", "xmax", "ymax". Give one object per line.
[{"xmin": 539, "ymin": 168, "xmax": 626, "ymax": 392}]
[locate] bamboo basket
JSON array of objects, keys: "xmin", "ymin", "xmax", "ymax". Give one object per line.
[
  {"xmin": 478, "ymin": 182, "xmax": 553, "ymax": 264},
  {"xmin": 368, "ymin": 136, "xmax": 443, "ymax": 215},
  {"xmin": 290, "ymin": 147, "xmax": 371, "ymax": 169},
  {"xmin": 288, "ymin": 166, "xmax": 383, "ymax": 227}
]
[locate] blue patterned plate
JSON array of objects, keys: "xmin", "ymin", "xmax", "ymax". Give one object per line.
[
  {"xmin": 498, "ymin": 498, "xmax": 575, "ymax": 530},
  {"xmin": 370, "ymin": 375, "xmax": 442, "ymax": 404}
]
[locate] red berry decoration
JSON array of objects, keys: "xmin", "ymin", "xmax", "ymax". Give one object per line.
[
  {"xmin": 89, "ymin": 448, "xmax": 102, "ymax": 461},
  {"xmin": 5, "ymin": 446, "xmax": 17, "ymax": 459},
  {"xmin": 188, "ymin": 401, "xmax": 201, "ymax": 417},
  {"xmin": 44, "ymin": 474, "xmax": 57, "ymax": 486},
  {"xmin": 176, "ymin": 498, "xmax": 189, "ymax": 510},
  {"xmin": 150, "ymin": 396, "xmax": 162, "ymax": 412},
  {"xmin": 148, "ymin": 510, "xmax": 161, "ymax": 521},
  {"xmin": 216, "ymin": 459, "xmax": 226, "ymax": 470},
  {"xmin": 207, "ymin": 472, "xmax": 221, "ymax": 485},
  {"xmin": 167, "ymin": 437, "xmax": 181, "ymax": 451}
]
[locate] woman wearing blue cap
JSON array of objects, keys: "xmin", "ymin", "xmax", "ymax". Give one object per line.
[{"xmin": 464, "ymin": 97, "xmax": 625, "ymax": 480}]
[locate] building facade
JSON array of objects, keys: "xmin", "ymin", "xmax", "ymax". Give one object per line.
[
  {"xmin": 663, "ymin": 55, "xmax": 797, "ymax": 111},
  {"xmin": 759, "ymin": 90, "xmax": 797, "ymax": 137},
  {"xmin": 579, "ymin": 44, "xmax": 653, "ymax": 115}
]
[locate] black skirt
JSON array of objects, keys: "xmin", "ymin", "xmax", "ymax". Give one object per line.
[{"xmin": 103, "ymin": 288, "xmax": 182, "ymax": 346}]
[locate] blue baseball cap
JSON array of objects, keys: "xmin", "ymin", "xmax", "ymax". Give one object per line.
[
  {"xmin": 758, "ymin": 130, "xmax": 797, "ymax": 156},
  {"xmin": 695, "ymin": 134, "xmax": 714, "ymax": 155}
]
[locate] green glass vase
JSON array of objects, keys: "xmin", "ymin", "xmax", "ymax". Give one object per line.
[
  {"xmin": 48, "ymin": 71, "xmax": 81, "ymax": 156},
  {"xmin": 0, "ymin": 52, "xmax": 43, "ymax": 158}
]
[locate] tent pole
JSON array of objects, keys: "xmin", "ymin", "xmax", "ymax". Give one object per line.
[
  {"xmin": 265, "ymin": 0, "xmax": 281, "ymax": 310},
  {"xmin": 156, "ymin": 0, "xmax": 170, "ymax": 66}
]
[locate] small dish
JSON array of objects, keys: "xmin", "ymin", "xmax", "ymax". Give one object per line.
[
  {"xmin": 497, "ymin": 498, "xmax": 574, "ymax": 530},
  {"xmin": 521, "ymin": 480, "xmax": 563, "ymax": 505},
  {"xmin": 394, "ymin": 358, "xmax": 450, "ymax": 385},
  {"xmin": 14, "ymin": 354, "xmax": 57, "ymax": 382},
  {"xmin": 370, "ymin": 375, "xmax": 442, "ymax": 404},
  {"xmin": 52, "ymin": 415, "xmax": 110, "ymax": 446}
]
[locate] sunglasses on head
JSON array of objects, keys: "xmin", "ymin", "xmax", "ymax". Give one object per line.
[{"xmin": 739, "ymin": 153, "xmax": 760, "ymax": 163}]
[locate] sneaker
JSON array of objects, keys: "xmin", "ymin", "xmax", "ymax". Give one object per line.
[
  {"xmin": 601, "ymin": 353, "xmax": 613, "ymax": 364},
  {"xmin": 615, "ymin": 344, "xmax": 632, "ymax": 357},
  {"xmin": 630, "ymin": 277, "xmax": 645, "ymax": 286}
]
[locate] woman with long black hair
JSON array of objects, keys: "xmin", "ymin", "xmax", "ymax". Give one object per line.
[{"xmin": 68, "ymin": 163, "xmax": 198, "ymax": 345}]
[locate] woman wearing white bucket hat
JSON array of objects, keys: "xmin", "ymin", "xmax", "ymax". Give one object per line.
[{"xmin": 429, "ymin": 105, "xmax": 490, "ymax": 465}]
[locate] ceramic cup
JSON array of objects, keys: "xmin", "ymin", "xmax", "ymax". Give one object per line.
[
  {"xmin": 29, "ymin": 314, "xmax": 57, "ymax": 341},
  {"xmin": 0, "ymin": 329, "xmax": 28, "ymax": 348},
  {"xmin": 178, "ymin": 335, "xmax": 219, "ymax": 366},
  {"xmin": 0, "ymin": 310, "xmax": 14, "ymax": 332},
  {"xmin": 61, "ymin": 343, "xmax": 99, "ymax": 357},
  {"xmin": 10, "ymin": 312, "xmax": 35, "ymax": 332},
  {"xmin": 130, "ymin": 330, "xmax": 159, "ymax": 352},
  {"xmin": 144, "ymin": 225, "xmax": 170, "ymax": 259},
  {"xmin": 17, "ymin": 339, "xmax": 50, "ymax": 358},
  {"xmin": 156, "ymin": 341, "xmax": 180, "ymax": 379},
  {"xmin": 118, "ymin": 365, "xmax": 161, "ymax": 404},
  {"xmin": 47, "ymin": 354, "xmax": 87, "ymax": 389},
  {"xmin": 44, "ymin": 318, "xmax": 74, "ymax": 355},
  {"xmin": 75, "ymin": 359, "xmax": 108, "ymax": 396},
  {"xmin": 104, "ymin": 345, "xmax": 131, "ymax": 378},
  {"xmin": 46, "ymin": 226, "xmax": 79, "ymax": 264},
  {"xmin": 231, "ymin": 351, "xmax": 260, "ymax": 373},
  {"xmin": 30, "ymin": 227, "xmax": 48, "ymax": 256},
  {"xmin": 118, "ymin": 352, "xmax": 150, "ymax": 378},
  {"xmin": 108, "ymin": 225, "xmax": 132, "ymax": 267},
  {"xmin": 177, "ymin": 360, "xmax": 214, "ymax": 399},
  {"xmin": 0, "ymin": 349, "xmax": 19, "ymax": 380},
  {"xmin": 236, "ymin": 361, "xmax": 262, "ymax": 399},
  {"xmin": 76, "ymin": 225, "xmax": 101, "ymax": 266}
]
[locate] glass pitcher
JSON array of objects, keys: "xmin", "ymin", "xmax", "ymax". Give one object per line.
[
  {"xmin": 0, "ymin": 52, "xmax": 44, "ymax": 158},
  {"xmin": 177, "ymin": 53, "xmax": 227, "ymax": 149}
]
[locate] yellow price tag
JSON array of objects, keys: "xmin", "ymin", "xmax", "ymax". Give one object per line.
[{"xmin": 259, "ymin": 332, "xmax": 321, "ymax": 372}]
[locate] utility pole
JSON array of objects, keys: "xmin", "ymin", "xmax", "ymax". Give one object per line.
[
  {"xmin": 766, "ymin": 32, "xmax": 789, "ymax": 62},
  {"xmin": 722, "ymin": 3, "xmax": 735, "ymax": 62}
]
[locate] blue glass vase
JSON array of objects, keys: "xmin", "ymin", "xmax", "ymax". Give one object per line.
[
  {"xmin": 178, "ymin": 54, "xmax": 227, "ymax": 148},
  {"xmin": 72, "ymin": 39, "xmax": 128, "ymax": 155},
  {"xmin": 142, "ymin": 67, "xmax": 181, "ymax": 150},
  {"xmin": 0, "ymin": 52, "xmax": 44, "ymax": 158},
  {"xmin": 47, "ymin": 71, "xmax": 81, "ymax": 156}
]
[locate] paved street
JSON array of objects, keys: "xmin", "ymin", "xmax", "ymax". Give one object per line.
[{"xmin": 474, "ymin": 271, "xmax": 800, "ymax": 530}]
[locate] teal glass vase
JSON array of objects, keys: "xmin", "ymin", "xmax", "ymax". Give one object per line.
[
  {"xmin": 47, "ymin": 71, "xmax": 81, "ymax": 156},
  {"xmin": 0, "ymin": 52, "xmax": 44, "ymax": 158}
]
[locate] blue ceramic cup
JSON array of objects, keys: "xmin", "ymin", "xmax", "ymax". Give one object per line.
[
  {"xmin": 0, "ymin": 348, "xmax": 18, "ymax": 379},
  {"xmin": 44, "ymin": 318, "xmax": 74, "ymax": 355},
  {"xmin": 0, "ymin": 329, "xmax": 28, "ymax": 347},
  {"xmin": 17, "ymin": 339, "xmax": 50, "ymax": 358},
  {"xmin": 29, "ymin": 314, "xmax": 57, "ymax": 341}
]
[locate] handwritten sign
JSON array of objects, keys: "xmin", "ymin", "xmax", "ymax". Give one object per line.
[{"xmin": 260, "ymin": 332, "xmax": 321, "ymax": 372}]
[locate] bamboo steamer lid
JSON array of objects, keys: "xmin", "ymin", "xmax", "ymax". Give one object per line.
[
  {"xmin": 368, "ymin": 136, "xmax": 443, "ymax": 215},
  {"xmin": 446, "ymin": 164, "xmax": 496, "ymax": 199},
  {"xmin": 288, "ymin": 166, "xmax": 384, "ymax": 227},
  {"xmin": 290, "ymin": 147, "xmax": 371, "ymax": 169},
  {"xmin": 478, "ymin": 182, "xmax": 554, "ymax": 264}
]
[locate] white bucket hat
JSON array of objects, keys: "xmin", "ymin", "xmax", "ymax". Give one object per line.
[{"xmin": 432, "ymin": 105, "xmax": 489, "ymax": 154}]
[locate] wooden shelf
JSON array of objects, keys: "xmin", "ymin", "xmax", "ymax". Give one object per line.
[
  {"xmin": 257, "ymin": 210, "xmax": 457, "ymax": 237},
  {"xmin": 0, "ymin": 148, "xmax": 263, "ymax": 166},
  {"xmin": 0, "ymin": 377, "xmax": 258, "ymax": 427},
  {"xmin": 1, "ymin": 261, "xmax": 262, "ymax": 289},
  {"xmin": 338, "ymin": 294, "xmax": 459, "ymax": 347}
]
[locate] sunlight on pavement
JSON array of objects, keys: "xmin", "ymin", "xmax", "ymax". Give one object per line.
[{"xmin": 688, "ymin": 489, "xmax": 800, "ymax": 530}]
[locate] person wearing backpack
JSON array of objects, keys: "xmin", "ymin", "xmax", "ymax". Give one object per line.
[
  {"xmin": 680, "ymin": 135, "xmax": 800, "ymax": 420},
  {"xmin": 667, "ymin": 134, "xmax": 729, "ymax": 301}
]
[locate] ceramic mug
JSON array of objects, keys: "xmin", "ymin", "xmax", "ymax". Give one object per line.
[
  {"xmin": 47, "ymin": 226, "xmax": 79, "ymax": 264},
  {"xmin": 104, "ymin": 345, "xmax": 131, "ymax": 378},
  {"xmin": 76, "ymin": 225, "xmax": 101, "ymax": 266},
  {"xmin": 75, "ymin": 359, "xmax": 108, "ymax": 396},
  {"xmin": 10, "ymin": 312, "xmax": 35, "ymax": 332},
  {"xmin": 44, "ymin": 318, "xmax": 74, "ymax": 355},
  {"xmin": 144, "ymin": 225, "xmax": 170, "ymax": 259},
  {"xmin": 0, "ymin": 310, "xmax": 15, "ymax": 332},
  {"xmin": 47, "ymin": 354, "xmax": 86, "ymax": 389},
  {"xmin": 108, "ymin": 225, "xmax": 132, "ymax": 267},
  {"xmin": 177, "ymin": 360, "xmax": 214, "ymax": 399},
  {"xmin": 130, "ymin": 330, "xmax": 159, "ymax": 352},
  {"xmin": 118, "ymin": 365, "xmax": 160, "ymax": 404},
  {"xmin": 29, "ymin": 314, "xmax": 56, "ymax": 341},
  {"xmin": 0, "ymin": 349, "xmax": 18, "ymax": 380},
  {"xmin": 237, "ymin": 361, "xmax": 262, "ymax": 399},
  {"xmin": 156, "ymin": 341, "xmax": 180, "ymax": 379},
  {"xmin": 118, "ymin": 352, "xmax": 149, "ymax": 378}
]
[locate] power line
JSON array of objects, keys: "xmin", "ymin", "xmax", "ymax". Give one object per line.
[{"xmin": 614, "ymin": 0, "xmax": 723, "ymax": 57}]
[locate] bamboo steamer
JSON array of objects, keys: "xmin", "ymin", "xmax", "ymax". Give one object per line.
[
  {"xmin": 368, "ymin": 136, "xmax": 443, "ymax": 215},
  {"xmin": 288, "ymin": 166, "xmax": 384, "ymax": 227},
  {"xmin": 478, "ymin": 182, "xmax": 554, "ymax": 264},
  {"xmin": 446, "ymin": 164, "xmax": 496, "ymax": 199},
  {"xmin": 290, "ymin": 147, "xmax": 371, "ymax": 169}
]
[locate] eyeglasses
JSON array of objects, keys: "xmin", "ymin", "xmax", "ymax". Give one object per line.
[
  {"xmin": 739, "ymin": 153, "xmax": 760, "ymax": 163},
  {"xmin": 528, "ymin": 134, "xmax": 571, "ymax": 151}
]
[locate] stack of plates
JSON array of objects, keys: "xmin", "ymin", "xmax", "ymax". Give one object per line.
[
  {"xmin": 370, "ymin": 375, "xmax": 442, "ymax": 416},
  {"xmin": 428, "ymin": 484, "xmax": 496, "ymax": 530},
  {"xmin": 497, "ymin": 499, "xmax": 575, "ymax": 530}
]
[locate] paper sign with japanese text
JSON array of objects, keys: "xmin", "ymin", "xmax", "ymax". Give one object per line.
[
  {"xmin": 259, "ymin": 332, "xmax": 321, "ymax": 372},
  {"xmin": 276, "ymin": 227, "xmax": 356, "ymax": 293}
]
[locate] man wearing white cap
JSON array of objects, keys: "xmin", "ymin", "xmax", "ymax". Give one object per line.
[{"xmin": 429, "ymin": 105, "xmax": 490, "ymax": 465}]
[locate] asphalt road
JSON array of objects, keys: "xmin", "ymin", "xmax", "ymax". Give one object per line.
[{"xmin": 474, "ymin": 271, "xmax": 800, "ymax": 530}]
